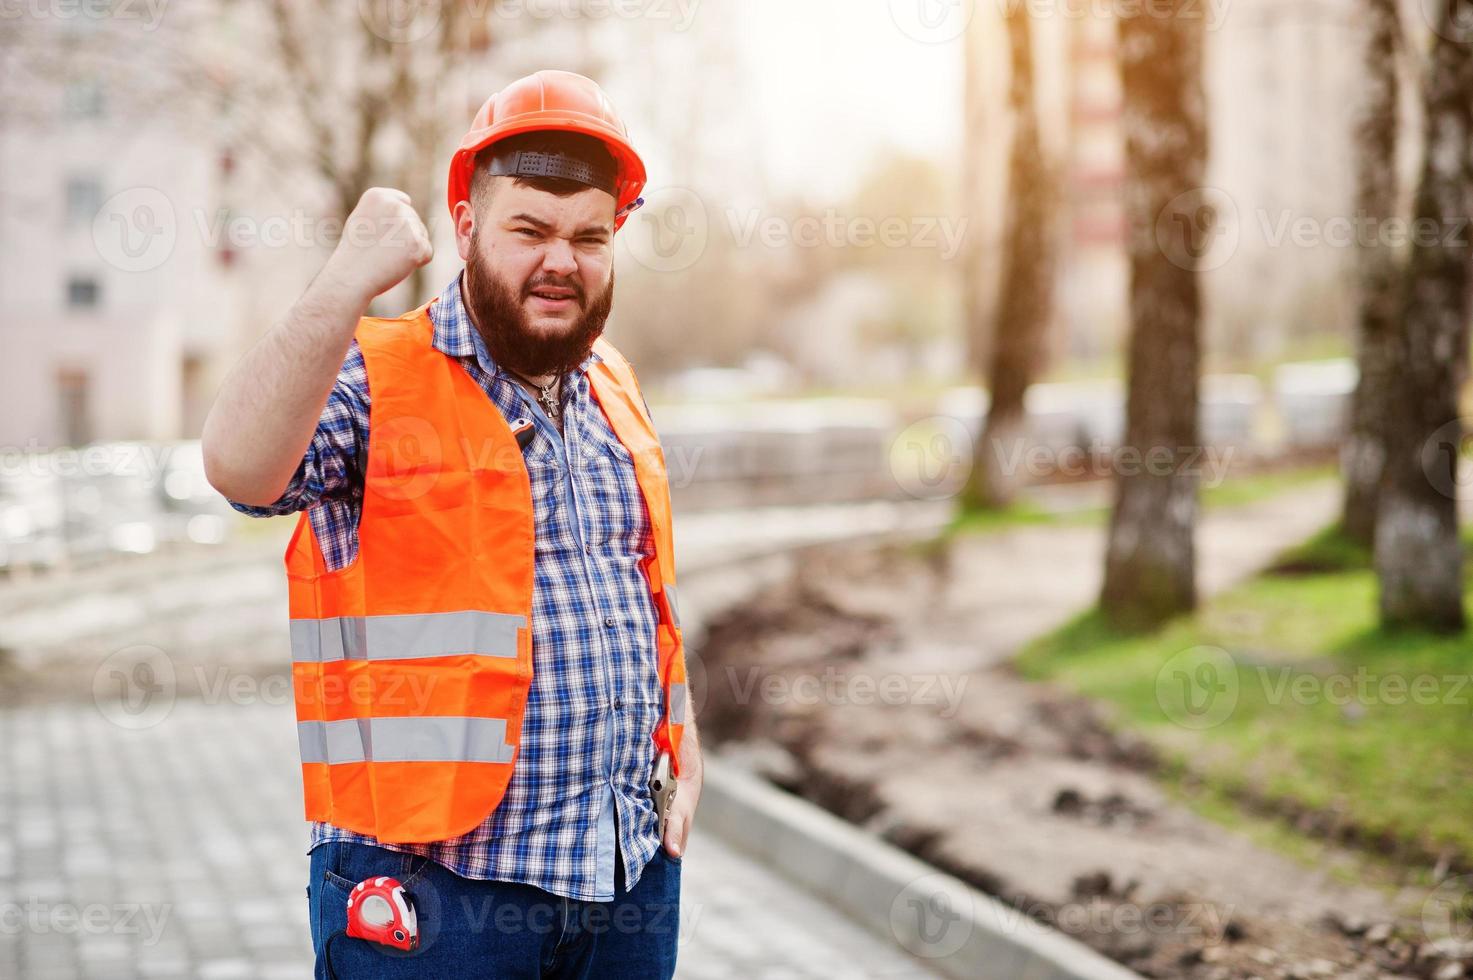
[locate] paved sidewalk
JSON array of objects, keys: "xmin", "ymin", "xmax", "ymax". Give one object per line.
[
  {"xmin": 0, "ymin": 500, "xmax": 957, "ymax": 978},
  {"xmin": 0, "ymin": 701, "xmax": 940, "ymax": 979}
]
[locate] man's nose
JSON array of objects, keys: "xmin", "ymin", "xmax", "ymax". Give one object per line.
[{"xmin": 539, "ymin": 238, "xmax": 578, "ymax": 277}]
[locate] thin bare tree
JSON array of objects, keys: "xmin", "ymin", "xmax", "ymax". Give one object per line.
[
  {"xmin": 258, "ymin": 0, "xmax": 484, "ymax": 305},
  {"xmin": 1342, "ymin": 0, "xmax": 1405, "ymax": 548},
  {"xmin": 1100, "ymin": 2, "xmax": 1210, "ymax": 630},
  {"xmin": 963, "ymin": 6, "xmax": 1057, "ymax": 510},
  {"xmin": 1373, "ymin": 0, "xmax": 1473, "ymax": 632}
]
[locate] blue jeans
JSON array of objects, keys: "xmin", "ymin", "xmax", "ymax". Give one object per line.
[{"xmin": 307, "ymin": 840, "xmax": 682, "ymax": 978}]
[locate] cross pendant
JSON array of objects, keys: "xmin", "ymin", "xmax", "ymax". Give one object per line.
[{"xmin": 537, "ymin": 382, "xmax": 560, "ymax": 422}]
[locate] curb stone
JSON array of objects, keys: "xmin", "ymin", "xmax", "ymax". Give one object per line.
[{"xmin": 698, "ymin": 754, "xmax": 1146, "ymax": 980}]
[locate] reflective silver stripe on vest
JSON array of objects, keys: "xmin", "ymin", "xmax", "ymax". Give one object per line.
[
  {"xmin": 297, "ymin": 717, "xmax": 517, "ymax": 765},
  {"xmin": 290, "ymin": 611, "xmax": 525, "ymax": 664},
  {"xmin": 664, "ymin": 584, "xmax": 682, "ymax": 630},
  {"xmin": 667, "ymin": 682, "xmax": 687, "ymax": 726}
]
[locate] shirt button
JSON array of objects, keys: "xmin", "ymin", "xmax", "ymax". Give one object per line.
[
  {"xmin": 613, "ymin": 696, "xmax": 623, "ymax": 710},
  {"xmin": 603, "ymin": 616, "xmax": 616, "ymax": 629}
]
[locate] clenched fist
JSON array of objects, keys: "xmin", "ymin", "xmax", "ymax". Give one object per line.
[{"xmin": 322, "ymin": 188, "xmax": 433, "ymax": 306}]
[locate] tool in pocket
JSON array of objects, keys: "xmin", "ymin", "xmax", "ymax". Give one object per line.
[
  {"xmin": 324, "ymin": 875, "xmax": 420, "ymax": 979},
  {"xmin": 650, "ymin": 748, "xmax": 677, "ymax": 842}
]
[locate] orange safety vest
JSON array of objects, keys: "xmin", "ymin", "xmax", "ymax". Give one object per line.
[{"xmin": 284, "ymin": 301, "xmax": 687, "ymax": 844}]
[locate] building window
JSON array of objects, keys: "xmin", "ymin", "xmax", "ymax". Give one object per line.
[
  {"xmin": 66, "ymin": 177, "xmax": 103, "ymax": 227},
  {"xmin": 66, "ymin": 276, "xmax": 100, "ymax": 309},
  {"xmin": 57, "ymin": 369, "xmax": 92, "ymax": 447}
]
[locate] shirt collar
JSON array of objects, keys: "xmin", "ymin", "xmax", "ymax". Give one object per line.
[{"xmin": 430, "ymin": 269, "xmax": 602, "ymax": 378}]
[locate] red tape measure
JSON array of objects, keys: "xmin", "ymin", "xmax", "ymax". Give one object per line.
[{"xmin": 345, "ymin": 876, "xmax": 419, "ymax": 952}]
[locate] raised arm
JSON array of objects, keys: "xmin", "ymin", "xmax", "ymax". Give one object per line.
[{"xmin": 202, "ymin": 188, "xmax": 432, "ymax": 506}]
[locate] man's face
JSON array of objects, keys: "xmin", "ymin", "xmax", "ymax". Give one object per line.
[{"xmin": 457, "ymin": 178, "xmax": 617, "ymax": 377}]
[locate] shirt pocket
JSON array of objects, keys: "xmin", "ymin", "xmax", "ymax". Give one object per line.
[
  {"xmin": 575, "ymin": 438, "xmax": 653, "ymax": 553},
  {"xmin": 578, "ymin": 431, "xmax": 635, "ymax": 466}
]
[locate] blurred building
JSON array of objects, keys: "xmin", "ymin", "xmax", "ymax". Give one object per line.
[
  {"xmin": 1058, "ymin": 12, "xmax": 1128, "ymax": 363},
  {"xmin": 0, "ymin": 56, "xmax": 241, "ymax": 450},
  {"xmin": 971, "ymin": 0, "xmax": 1384, "ymax": 369},
  {"xmin": 2, "ymin": 0, "xmax": 1403, "ymax": 450}
]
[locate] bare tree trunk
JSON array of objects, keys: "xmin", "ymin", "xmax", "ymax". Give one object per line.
[
  {"xmin": 964, "ymin": 7, "xmax": 1056, "ymax": 510},
  {"xmin": 1342, "ymin": 0, "xmax": 1404, "ymax": 548},
  {"xmin": 960, "ymin": 10, "xmax": 1000, "ymax": 413},
  {"xmin": 1374, "ymin": 0, "xmax": 1473, "ymax": 632},
  {"xmin": 263, "ymin": 1, "xmax": 488, "ymax": 311},
  {"xmin": 1100, "ymin": 4, "xmax": 1209, "ymax": 630}
]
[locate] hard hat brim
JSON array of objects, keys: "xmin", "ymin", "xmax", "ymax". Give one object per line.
[{"xmin": 448, "ymin": 109, "xmax": 647, "ymax": 232}]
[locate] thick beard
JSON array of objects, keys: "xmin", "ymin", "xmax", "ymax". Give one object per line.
[{"xmin": 461, "ymin": 232, "xmax": 615, "ymax": 378}]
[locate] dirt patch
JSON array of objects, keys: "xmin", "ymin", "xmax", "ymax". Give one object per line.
[{"xmin": 695, "ymin": 532, "xmax": 1471, "ymax": 980}]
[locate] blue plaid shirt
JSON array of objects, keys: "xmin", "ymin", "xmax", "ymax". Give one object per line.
[{"xmin": 230, "ymin": 272, "xmax": 668, "ymax": 901}]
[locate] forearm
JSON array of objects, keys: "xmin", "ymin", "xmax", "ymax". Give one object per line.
[
  {"xmin": 202, "ymin": 269, "xmax": 368, "ymax": 506},
  {"xmin": 678, "ymin": 708, "xmax": 702, "ymax": 786}
]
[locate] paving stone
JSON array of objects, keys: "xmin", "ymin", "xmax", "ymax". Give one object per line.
[{"xmin": 196, "ymin": 958, "xmax": 253, "ymax": 979}]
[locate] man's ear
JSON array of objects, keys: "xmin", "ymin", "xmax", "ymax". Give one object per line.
[{"xmin": 453, "ymin": 199, "xmax": 476, "ymax": 261}]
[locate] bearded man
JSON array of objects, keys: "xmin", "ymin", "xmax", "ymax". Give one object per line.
[{"xmin": 202, "ymin": 70, "xmax": 698, "ymax": 980}]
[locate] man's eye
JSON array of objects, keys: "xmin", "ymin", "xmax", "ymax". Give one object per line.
[{"xmin": 516, "ymin": 229, "xmax": 540, "ymax": 239}]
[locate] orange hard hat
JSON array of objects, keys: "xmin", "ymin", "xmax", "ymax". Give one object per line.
[{"xmin": 448, "ymin": 69, "xmax": 647, "ymax": 232}]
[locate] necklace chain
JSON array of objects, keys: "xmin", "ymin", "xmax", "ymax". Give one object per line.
[{"xmin": 512, "ymin": 370, "xmax": 561, "ymax": 422}]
